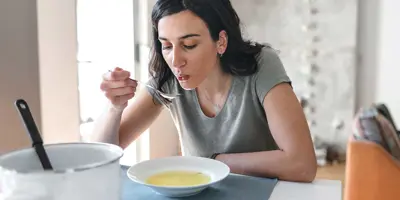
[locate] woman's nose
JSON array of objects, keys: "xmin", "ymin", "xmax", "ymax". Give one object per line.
[{"xmin": 172, "ymin": 49, "xmax": 186, "ymax": 68}]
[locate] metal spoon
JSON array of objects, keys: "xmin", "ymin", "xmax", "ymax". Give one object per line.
[
  {"xmin": 107, "ymin": 70, "xmax": 181, "ymax": 100},
  {"xmin": 136, "ymin": 80, "xmax": 180, "ymax": 100}
]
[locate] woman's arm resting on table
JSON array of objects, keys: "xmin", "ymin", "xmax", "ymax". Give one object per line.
[
  {"xmin": 90, "ymin": 89, "xmax": 163, "ymax": 149},
  {"xmin": 216, "ymin": 83, "xmax": 317, "ymax": 182}
]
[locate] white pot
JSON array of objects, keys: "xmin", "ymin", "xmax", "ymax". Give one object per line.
[{"xmin": 0, "ymin": 142, "xmax": 124, "ymax": 200}]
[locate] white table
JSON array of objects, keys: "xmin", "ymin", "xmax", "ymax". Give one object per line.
[{"xmin": 270, "ymin": 179, "xmax": 342, "ymax": 200}]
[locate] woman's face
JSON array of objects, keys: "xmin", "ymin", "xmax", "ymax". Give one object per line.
[{"xmin": 157, "ymin": 10, "xmax": 226, "ymax": 90}]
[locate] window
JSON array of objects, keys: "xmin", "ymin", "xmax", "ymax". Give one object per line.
[{"xmin": 76, "ymin": 0, "xmax": 138, "ymax": 165}]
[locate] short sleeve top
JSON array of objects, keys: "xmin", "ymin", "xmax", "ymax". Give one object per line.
[{"xmin": 147, "ymin": 47, "xmax": 291, "ymax": 157}]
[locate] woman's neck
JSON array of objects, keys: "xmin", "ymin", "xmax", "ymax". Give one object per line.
[
  {"xmin": 197, "ymin": 67, "xmax": 232, "ymax": 96},
  {"xmin": 195, "ymin": 64, "xmax": 233, "ymax": 117}
]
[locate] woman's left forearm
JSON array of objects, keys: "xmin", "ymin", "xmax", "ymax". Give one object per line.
[{"xmin": 215, "ymin": 149, "xmax": 317, "ymax": 182}]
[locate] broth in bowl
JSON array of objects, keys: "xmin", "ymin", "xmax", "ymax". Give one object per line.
[
  {"xmin": 127, "ymin": 156, "xmax": 230, "ymax": 197},
  {"xmin": 146, "ymin": 170, "xmax": 211, "ymax": 187}
]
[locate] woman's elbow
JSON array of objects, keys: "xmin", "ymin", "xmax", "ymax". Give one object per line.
[
  {"xmin": 294, "ymin": 159, "xmax": 317, "ymax": 183},
  {"xmin": 277, "ymin": 157, "xmax": 317, "ymax": 183},
  {"xmin": 294, "ymin": 145, "xmax": 318, "ymax": 182}
]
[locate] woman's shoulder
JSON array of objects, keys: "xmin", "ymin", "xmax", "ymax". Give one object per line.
[
  {"xmin": 255, "ymin": 45, "xmax": 283, "ymax": 72},
  {"xmin": 250, "ymin": 44, "xmax": 292, "ymax": 103},
  {"xmin": 249, "ymin": 45, "xmax": 289, "ymax": 80}
]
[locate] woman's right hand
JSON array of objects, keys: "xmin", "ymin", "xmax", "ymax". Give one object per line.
[{"xmin": 100, "ymin": 67, "xmax": 137, "ymax": 111}]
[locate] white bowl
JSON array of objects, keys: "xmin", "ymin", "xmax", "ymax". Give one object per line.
[{"xmin": 126, "ymin": 156, "xmax": 230, "ymax": 197}]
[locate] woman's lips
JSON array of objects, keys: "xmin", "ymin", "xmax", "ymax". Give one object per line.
[{"xmin": 177, "ymin": 75, "xmax": 190, "ymax": 81}]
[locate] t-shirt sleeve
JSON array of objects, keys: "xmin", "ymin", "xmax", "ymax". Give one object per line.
[{"xmin": 254, "ymin": 47, "xmax": 292, "ymax": 104}]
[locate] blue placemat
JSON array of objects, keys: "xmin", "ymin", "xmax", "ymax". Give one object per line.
[{"xmin": 121, "ymin": 166, "xmax": 278, "ymax": 200}]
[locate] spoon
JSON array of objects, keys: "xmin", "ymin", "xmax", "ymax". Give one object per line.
[
  {"xmin": 138, "ymin": 80, "xmax": 180, "ymax": 100},
  {"xmin": 107, "ymin": 70, "xmax": 181, "ymax": 100},
  {"xmin": 14, "ymin": 99, "xmax": 53, "ymax": 170}
]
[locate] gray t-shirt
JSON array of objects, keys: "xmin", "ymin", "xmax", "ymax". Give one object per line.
[{"xmin": 147, "ymin": 47, "xmax": 291, "ymax": 157}]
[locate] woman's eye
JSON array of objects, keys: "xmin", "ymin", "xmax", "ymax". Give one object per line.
[
  {"xmin": 184, "ymin": 44, "xmax": 197, "ymax": 50},
  {"xmin": 162, "ymin": 46, "xmax": 172, "ymax": 50}
]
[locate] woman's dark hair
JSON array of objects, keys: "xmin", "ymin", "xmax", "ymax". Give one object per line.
[{"xmin": 149, "ymin": 0, "xmax": 265, "ymax": 96}]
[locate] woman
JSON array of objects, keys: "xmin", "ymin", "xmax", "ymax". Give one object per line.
[{"xmin": 91, "ymin": 0, "xmax": 317, "ymax": 182}]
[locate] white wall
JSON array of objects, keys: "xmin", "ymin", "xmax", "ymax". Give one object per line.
[
  {"xmin": 357, "ymin": 0, "xmax": 400, "ymax": 127},
  {"xmin": 375, "ymin": 0, "xmax": 400, "ymax": 127},
  {"xmin": 0, "ymin": 0, "xmax": 80, "ymax": 155},
  {"xmin": 0, "ymin": 0, "xmax": 41, "ymax": 154},
  {"xmin": 355, "ymin": 0, "xmax": 381, "ymax": 110},
  {"xmin": 37, "ymin": 0, "xmax": 80, "ymax": 143}
]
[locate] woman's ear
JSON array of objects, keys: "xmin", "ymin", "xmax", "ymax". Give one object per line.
[{"xmin": 217, "ymin": 30, "xmax": 228, "ymax": 55}]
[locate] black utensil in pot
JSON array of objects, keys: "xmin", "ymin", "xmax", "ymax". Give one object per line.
[{"xmin": 14, "ymin": 99, "xmax": 53, "ymax": 170}]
